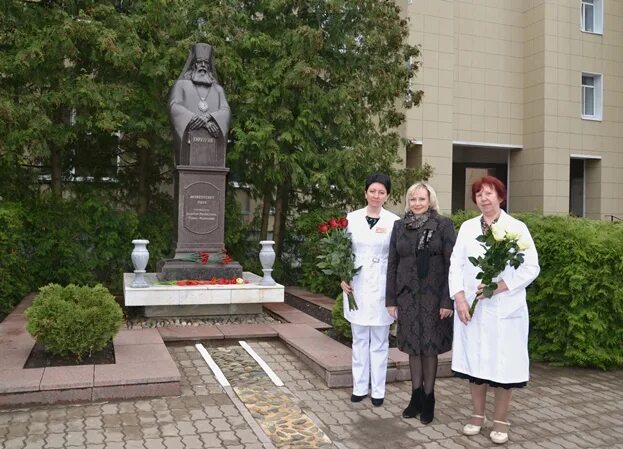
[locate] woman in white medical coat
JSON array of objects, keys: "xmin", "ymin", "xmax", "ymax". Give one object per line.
[
  {"xmin": 341, "ymin": 172, "xmax": 399, "ymax": 407},
  {"xmin": 449, "ymin": 175, "xmax": 540, "ymax": 444}
]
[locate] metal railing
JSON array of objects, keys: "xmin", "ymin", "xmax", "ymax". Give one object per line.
[{"xmin": 605, "ymin": 215, "xmax": 623, "ymax": 223}]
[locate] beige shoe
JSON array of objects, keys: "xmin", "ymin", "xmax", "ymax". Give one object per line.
[
  {"xmin": 490, "ymin": 420, "xmax": 510, "ymax": 444},
  {"xmin": 462, "ymin": 415, "xmax": 486, "ymax": 436}
]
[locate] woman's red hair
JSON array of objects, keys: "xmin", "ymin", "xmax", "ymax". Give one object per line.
[{"xmin": 471, "ymin": 176, "xmax": 507, "ymax": 204}]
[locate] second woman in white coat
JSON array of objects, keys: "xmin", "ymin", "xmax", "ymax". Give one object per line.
[{"xmin": 341, "ymin": 172, "xmax": 400, "ymax": 407}]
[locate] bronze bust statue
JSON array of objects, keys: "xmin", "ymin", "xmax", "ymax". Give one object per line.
[{"xmin": 168, "ymin": 43, "xmax": 230, "ymax": 167}]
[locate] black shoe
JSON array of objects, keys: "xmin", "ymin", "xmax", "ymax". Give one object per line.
[
  {"xmin": 371, "ymin": 397, "xmax": 384, "ymax": 407},
  {"xmin": 351, "ymin": 394, "xmax": 367, "ymax": 403},
  {"xmin": 402, "ymin": 387, "xmax": 422, "ymax": 418},
  {"xmin": 420, "ymin": 391, "xmax": 435, "ymax": 424}
]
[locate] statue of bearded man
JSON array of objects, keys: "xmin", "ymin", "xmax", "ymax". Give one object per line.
[{"xmin": 168, "ymin": 43, "xmax": 230, "ymax": 166}]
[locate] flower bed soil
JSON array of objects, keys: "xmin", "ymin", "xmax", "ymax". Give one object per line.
[{"xmin": 24, "ymin": 341, "xmax": 115, "ymax": 368}]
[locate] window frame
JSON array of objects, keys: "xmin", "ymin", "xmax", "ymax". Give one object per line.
[
  {"xmin": 581, "ymin": 0, "xmax": 603, "ymax": 34},
  {"xmin": 581, "ymin": 72, "xmax": 603, "ymax": 121}
]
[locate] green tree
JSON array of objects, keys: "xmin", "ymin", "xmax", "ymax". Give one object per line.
[
  {"xmin": 0, "ymin": 1, "xmax": 136, "ymax": 197},
  {"xmin": 191, "ymin": 0, "xmax": 423, "ymax": 256},
  {"xmin": 0, "ymin": 1, "xmax": 196, "ymax": 213}
]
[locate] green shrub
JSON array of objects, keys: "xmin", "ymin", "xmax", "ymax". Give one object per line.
[
  {"xmin": 449, "ymin": 209, "xmax": 478, "ymax": 229},
  {"xmin": 516, "ymin": 214, "xmax": 623, "ymax": 369},
  {"xmin": 0, "ymin": 203, "xmax": 31, "ymax": 313},
  {"xmin": 331, "ymin": 292, "xmax": 352, "ymax": 339},
  {"xmin": 294, "ymin": 208, "xmax": 345, "ymax": 297},
  {"xmin": 26, "ymin": 283, "xmax": 124, "ymax": 360},
  {"xmin": 25, "ymin": 195, "xmax": 139, "ymax": 292}
]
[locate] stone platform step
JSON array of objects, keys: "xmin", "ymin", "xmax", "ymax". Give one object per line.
[
  {"xmin": 263, "ymin": 302, "xmax": 331, "ymax": 330},
  {"xmin": 272, "ymin": 323, "xmax": 452, "ymax": 388},
  {"xmin": 284, "ymin": 286, "xmax": 336, "ymax": 325},
  {"xmin": 0, "ymin": 295, "xmax": 181, "ymax": 409}
]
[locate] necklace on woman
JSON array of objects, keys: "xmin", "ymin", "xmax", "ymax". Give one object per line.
[
  {"xmin": 480, "ymin": 214, "xmax": 500, "ymax": 235},
  {"xmin": 194, "ymin": 85, "xmax": 209, "ymax": 112}
]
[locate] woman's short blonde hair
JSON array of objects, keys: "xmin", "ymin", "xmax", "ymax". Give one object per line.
[{"xmin": 405, "ymin": 182, "xmax": 440, "ymax": 212}]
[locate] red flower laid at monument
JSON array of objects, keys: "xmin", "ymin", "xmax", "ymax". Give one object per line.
[
  {"xmin": 159, "ymin": 277, "xmax": 247, "ymax": 286},
  {"xmin": 177, "ymin": 248, "xmax": 233, "ymax": 265},
  {"xmin": 315, "ymin": 216, "xmax": 361, "ymax": 311}
]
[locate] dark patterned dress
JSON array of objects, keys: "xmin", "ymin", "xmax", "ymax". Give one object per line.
[{"xmin": 386, "ymin": 210, "xmax": 456, "ymax": 355}]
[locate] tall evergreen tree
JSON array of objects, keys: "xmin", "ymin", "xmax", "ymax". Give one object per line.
[{"xmin": 191, "ymin": 0, "xmax": 423, "ymax": 254}]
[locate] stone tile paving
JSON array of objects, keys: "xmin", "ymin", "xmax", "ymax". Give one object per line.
[
  {"xmin": 0, "ymin": 338, "xmax": 622, "ymax": 449},
  {"xmin": 248, "ymin": 340, "xmax": 623, "ymax": 449},
  {"xmin": 208, "ymin": 344, "xmax": 335, "ymax": 449}
]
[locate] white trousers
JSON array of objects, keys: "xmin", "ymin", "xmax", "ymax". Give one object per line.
[{"xmin": 351, "ymin": 323, "xmax": 390, "ymax": 399}]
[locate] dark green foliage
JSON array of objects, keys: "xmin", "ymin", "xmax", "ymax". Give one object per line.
[
  {"xmin": 331, "ymin": 292, "xmax": 352, "ymax": 340},
  {"xmin": 223, "ymin": 191, "xmax": 261, "ymax": 275},
  {"xmin": 449, "ymin": 209, "xmax": 478, "ymax": 229},
  {"xmin": 134, "ymin": 198, "xmax": 174, "ymax": 273},
  {"xmin": 25, "ymin": 195, "xmax": 139, "ymax": 292},
  {"xmin": 0, "ymin": 203, "xmax": 31, "ymax": 313},
  {"xmin": 516, "ymin": 214, "xmax": 623, "ymax": 370},
  {"xmin": 26, "ymin": 283, "xmax": 123, "ymax": 360},
  {"xmin": 291, "ymin": 208, "xmax": 345, "ymax": 297}
]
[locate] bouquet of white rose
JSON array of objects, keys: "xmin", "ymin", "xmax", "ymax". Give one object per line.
[{"xmin": 468, "ymin": 222, "xmax": 531, "ymax": 317}]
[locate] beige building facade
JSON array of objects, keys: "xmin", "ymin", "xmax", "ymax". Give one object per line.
[{"xmin": 399, "ymin": 0, "xmax": 623, "ymax": 219}]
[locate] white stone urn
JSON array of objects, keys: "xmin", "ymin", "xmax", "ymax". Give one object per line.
[
  {"xmin": 259, "ymin": 240, "xmax": 276, "ymax": 286},
  {"xmin": 130, "ymin": 239, "xmax": 150, "ymax": 288}
]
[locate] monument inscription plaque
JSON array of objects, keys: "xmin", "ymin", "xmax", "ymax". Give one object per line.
[{"xmin": 184, "ymin": 182, "xmax": 220, "ymax": 235}]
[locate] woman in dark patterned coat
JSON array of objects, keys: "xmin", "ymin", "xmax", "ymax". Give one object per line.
[{"xmin": 386, "ymin": 182, "xmax": 456, "ymax": 424}]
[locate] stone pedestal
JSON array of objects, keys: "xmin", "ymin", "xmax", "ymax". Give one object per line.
[
  {"xmin": 159, "ymin": 128, "xmax": 243, "ymax": 280},
  {"xmin": 157, "ymin": 259, "xmax": 242, "ymax": 281}
]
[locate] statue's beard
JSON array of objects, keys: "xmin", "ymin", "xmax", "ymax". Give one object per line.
[{"xmin": 191, "ymin": 70, "xmax": 215, "ymax": 86}]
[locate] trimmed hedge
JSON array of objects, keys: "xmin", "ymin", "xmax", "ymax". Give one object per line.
[
  {"xmin": 26, "ymin": 283, "xmax": 123, "ymax": 360},
  {"xmin": 516, "ymin": 214, "xmax": 623, "ymax": 369}
]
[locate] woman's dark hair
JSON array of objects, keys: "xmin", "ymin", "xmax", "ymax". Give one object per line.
[
  {"xmin": 365, "ymin": 172, "xmax": 391, "ymax": 195},
  {"xmin": 471, "ymin": 175, "xmax": 507, "ymax": 204}
]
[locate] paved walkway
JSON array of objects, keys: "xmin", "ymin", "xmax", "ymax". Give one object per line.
[{"xmin": 1, "ymin": 339, "xmax": 621, "ymax": 449}]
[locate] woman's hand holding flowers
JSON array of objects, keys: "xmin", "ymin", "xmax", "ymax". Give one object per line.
[
  {"xmin": 475, "ymin": 280, "xmax": 508, "ymax": 300},
  {"xmin": 340, "ymin": 280, "xmax": 353, "ymax": 295}
]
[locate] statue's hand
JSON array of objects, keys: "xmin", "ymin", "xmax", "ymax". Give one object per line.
[
  {"xmin": 188, "ymin": 115, "xmax": 204, "ymax": 130},
  {"xmin": 206, "ymin": 121, "xmax": 221, "ymax": 137}
]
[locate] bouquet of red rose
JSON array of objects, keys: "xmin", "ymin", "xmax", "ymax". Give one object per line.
[{"xmin": 315, "ymin": 217, "xmax": 362, "ymax": 311}]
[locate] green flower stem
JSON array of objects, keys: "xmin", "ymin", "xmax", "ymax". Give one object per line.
[
  {"xmin": 347, "ymin": 292, "xmax": 358, "ymax": 311},
  {"xmin": 468, "ymin": 298, "xmax": 478, "ymax": 317}
]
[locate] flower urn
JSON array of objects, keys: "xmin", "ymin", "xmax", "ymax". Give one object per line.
[
  {"xmin": 259, "ymin": 240, "xmax": 276, "ymax": 286},
  {"xmin": 130, "ymin": 239, "xmax": 150, "ymax": 288}
]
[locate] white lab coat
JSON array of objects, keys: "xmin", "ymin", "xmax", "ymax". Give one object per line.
[
  {"xmin": 448, "ymin": 210, "xmax": 540, "ymax": 384},
  {"xmin": 344, "ymin": 207, "xmax": 400, "ymax": 326}
]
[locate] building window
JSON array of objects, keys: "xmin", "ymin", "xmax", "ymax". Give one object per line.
[
  {"xmin": 581, "ymin": 0, "xmax": 603, "ymax": 34},
  {"xmin": 582, "ymin": 73, "xmax": 602, "ymax": 120}
]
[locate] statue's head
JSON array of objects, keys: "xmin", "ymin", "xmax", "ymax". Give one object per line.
[{"xmin": 181, "ymin": 43, "xmax": 217, "ymax": 85}]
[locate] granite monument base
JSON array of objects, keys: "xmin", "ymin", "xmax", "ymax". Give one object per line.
[
  {"xmin": 144, "ymin": 303, "xmax": 262, "ymax": 317},
  {"xmin": 157, "ymin": 259, "xmax": 243, "ymax": 281}
]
